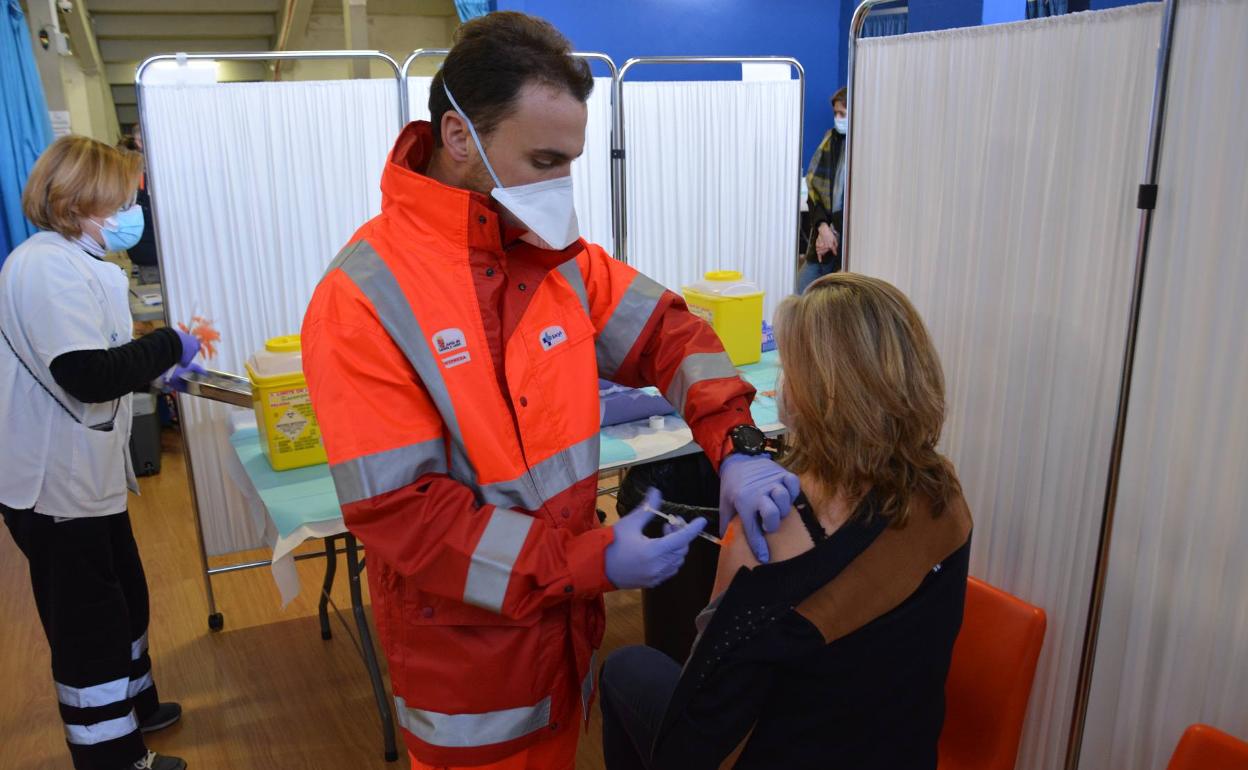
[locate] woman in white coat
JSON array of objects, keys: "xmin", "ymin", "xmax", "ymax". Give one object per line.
[{"xmin": 0, "ymin": 135, "xmax": 199, "ymax": 770}]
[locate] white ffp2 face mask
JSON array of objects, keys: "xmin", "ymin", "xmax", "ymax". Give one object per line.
[{"xmin": 442, "ymin": 83, "xmax": 580, "ymax": 251}]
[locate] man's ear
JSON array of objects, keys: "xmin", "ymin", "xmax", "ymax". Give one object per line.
[{"xmin": 440, "ymin": 110, "xmax": 473, "ymax": 163}]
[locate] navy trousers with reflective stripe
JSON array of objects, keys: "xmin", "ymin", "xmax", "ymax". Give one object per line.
[{"xmin": 1, "ymin": 506, "xmax": 159, "ymax": 770}]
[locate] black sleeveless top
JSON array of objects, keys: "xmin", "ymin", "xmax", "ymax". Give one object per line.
[{"xmin": 650, "ymin": 493, "xmax": 971, "ymax": 770}]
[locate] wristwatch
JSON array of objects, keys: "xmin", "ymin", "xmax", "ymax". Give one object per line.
[{"xmin": 728, "ymin": 424, "xmax": 768, "ymax": 456}]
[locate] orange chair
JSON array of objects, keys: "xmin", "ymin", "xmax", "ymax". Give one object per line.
[
  {"xmin": 938, "ymin": 576, "xmax": 1047, "ymax": 770},
  {"xmin": 1167, "ymin": 724, "xmax": 1248, "ymax": 770}
]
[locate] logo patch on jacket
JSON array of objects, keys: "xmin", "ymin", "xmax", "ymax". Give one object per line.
[
  {"xmin": 433, "ymin": 328, "xmax": 470, "ymax": 368},
  {"xmin": 540, "ymin": 325, "xmax": 568, "ymax": 351}
]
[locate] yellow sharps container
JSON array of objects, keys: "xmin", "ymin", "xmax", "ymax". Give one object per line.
[
  {"xmin": 245, "ymin": 335, "xmax": 327, "ymax": 471},
  {"xmin": 682, "ymin": 271, "xmax": 764, "ymax": 365}
]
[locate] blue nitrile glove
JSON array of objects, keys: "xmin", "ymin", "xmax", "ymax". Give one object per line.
[
  {"xmin": 167, "ymin": 362, "xmax": 206, "ymax": 393},
  {"xmin": 719, "ymin": 453, "xmax": 801, "ymax": 564},
  {"xmin": 174, "ymin": 329, "xmax": 200, "ymax": 366},
  {"xmin": 606, "ymin": 488, "xmax": 709, "ymax": 590}
]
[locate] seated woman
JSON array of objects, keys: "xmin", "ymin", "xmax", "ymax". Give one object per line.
[{"xmin": 599, "ymin": 273, "xmax": 973, "ymax": 770}]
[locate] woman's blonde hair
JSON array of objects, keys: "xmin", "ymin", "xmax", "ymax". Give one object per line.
[
  {"xmin": 22, "ymin": 135, "xmax": 143, "ymax": 239},
  {"xmin": 775, "ymin": 273, "xmax": 960, "ymax": 526}
]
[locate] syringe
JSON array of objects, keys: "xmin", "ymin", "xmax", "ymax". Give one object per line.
[{"xmin": 644, "ymin": 505, "xmax": 724, "ymax": 546}]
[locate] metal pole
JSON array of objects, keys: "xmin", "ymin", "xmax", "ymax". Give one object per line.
[
  {"xmin": 843, "ymin": 0, "xmax": 894, "ymax": 273},
  {"xmin": 612, "ymin": 68, "xmax": 628, "ymax": 264},
  {"xmin": 572, "ymin": 52, "xmax": 622, "ymax": 258},
  {"xmin": 399, "ymin": 47, "xmax": 450, "ymax": 121},
  {"xmin": 1063, "ymin": 0, "xmax": 1180, "ymax": 767},
  {"xmin": 616, "ymin": 56, "xmax": 806, "ymax": 272},
  {"xmin": 135, "ymin": 50, "xmax": 406, "ymax": 632},
  {"xmin": 139, "ymin": 51, "xmax": 405, "ymax": 131}
]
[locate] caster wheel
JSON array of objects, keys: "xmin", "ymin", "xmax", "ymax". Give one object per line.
[
  {"xmin": 321, "ymin": 630, "xmax": 333, "ymax": 641},
  {"xmin": 208, "ymin": 613, "xmax": 224, "ymax": 632},
  {"xmin": 384, "ymin": 750, "xmax": 399, "ymax": 762}
]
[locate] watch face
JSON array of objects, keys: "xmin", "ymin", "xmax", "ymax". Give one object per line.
[{"xmin": 733, "ymin": 425, "xmax": 767, "ymax": 454}]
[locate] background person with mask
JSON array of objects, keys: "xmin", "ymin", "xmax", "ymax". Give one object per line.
[
  {"xmin": 301, "ymin": 11, "xmax": 798, "ymax": 770},
  {"xmin": 0, "ymin": 135, "xmax": 201, "ymax": 770},
  {"xmin": 799, "ymin": 88, "xmax": 850, "ymax": 292},
  {"xmin": 118, "ymin": 124, "xmax": 160, "ymax": 285}
]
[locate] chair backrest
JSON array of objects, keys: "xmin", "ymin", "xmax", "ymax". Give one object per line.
[
  {"xmin": 1166, "ymin": 724, "xmax": 1248, "ymax": 770},
  {"xmin": 938, "ymin": 576, "xmax": 1047, "ymax": 770}
]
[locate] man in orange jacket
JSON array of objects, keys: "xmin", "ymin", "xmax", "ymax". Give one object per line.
[{"xmin": 301, "ymin": 12, "xmax": 799, "ymax": 769}]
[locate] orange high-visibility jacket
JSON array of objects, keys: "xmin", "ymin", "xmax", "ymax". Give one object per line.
[{"xmin": 302, "ymin": 122, "xmax": 757, "ymax": 767}]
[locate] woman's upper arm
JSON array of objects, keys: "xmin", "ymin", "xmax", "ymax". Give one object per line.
[
  {"xmin": 712, "ymin": 519, "xmax": 755, "ymax": 598},
  {"xmin": 712, "ymin": 511, "xmax": 815, "ymax": 597}
]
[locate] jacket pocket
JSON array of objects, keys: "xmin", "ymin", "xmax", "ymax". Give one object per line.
[{"xmin": 393, "ymin": 584, "xmax": 554, "ymax": 713}]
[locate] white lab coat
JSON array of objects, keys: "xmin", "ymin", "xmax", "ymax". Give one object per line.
[{"xmin": 0, "ymin": 232, "xmax": 138, "ymax": 518}]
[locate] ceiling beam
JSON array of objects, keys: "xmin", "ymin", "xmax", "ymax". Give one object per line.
[
  {"xmin": 92, "ymin": 14, "xmax": 277, "ymax": 39},
  {"xmin": 273, "ymin": 0, "xmax": 314, "ymax": 77},
  {"xmin": 116, "ymin": 104, "xmax": 139, "ymax": 125},
  {"xmin": 99, "ymin": 37, "xmax": 273, "ymax": 63},
  {"xmin": 87, "ymin": 0, "xmax": 281, "ymax": 12},
  {"xmin": 343, "ymin": 0, "xmax": 368, "ymax": 79},
  {"xmin": 61, "ymin": 0, "xmax": 107, "ymax": 76},
  {"xmin": 111, "ymin": 84, "xmax": 136, "ymax": 105}
]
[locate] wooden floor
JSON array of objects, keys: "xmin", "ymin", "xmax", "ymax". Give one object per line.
[{"xmin": 0, "ymin": 429, "xmax": 640, "ymax": 769}]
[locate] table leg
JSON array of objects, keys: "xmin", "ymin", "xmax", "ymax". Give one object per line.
[
  {"xmin": 345, "ymin": 533, "xmax": 399, "ymax": 762},
  {"xmin": 319, "ymin": 535, "xmax": 339, "ymax": 641}
]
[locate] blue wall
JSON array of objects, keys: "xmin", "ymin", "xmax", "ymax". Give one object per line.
[
  {"xmin": 496, "ymin": 0, "xmax": 843, "ymax": 166},
  {"xmin": 908, "ymin": 0, "xmax": 983, "ymax": 31},
  {"xmin": 982, "ymin": 0, "xmax": 1027, "ymax": 23},
  {"xmin": 495, "ymin": 0, "xmax": 1157, "ymax": 163}
]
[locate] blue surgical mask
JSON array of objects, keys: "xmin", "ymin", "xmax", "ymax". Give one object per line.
[
  {"xmin": 834, "ymin": 116, "xmax": 848, "ymax": 135},
  {"xmin": 93, "ymin": 204, "xmax": 145, "ymax": 252}
]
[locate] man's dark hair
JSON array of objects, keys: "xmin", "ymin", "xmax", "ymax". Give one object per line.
[
  {"xmin": 428, "ymin": 12, "xmax": 593, "ymax": 147},
  {"xmin": 831, "ymin": 87, "xmax": 848, "ymax": 109}
]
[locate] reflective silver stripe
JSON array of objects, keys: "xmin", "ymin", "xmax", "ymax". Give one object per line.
[
  {"xmin": 581, "ymin": 651, "xmax": 598, "ymax": 719},
  {"xmin": 331, "ymin": 438, "xmax": 448, "ymax": 505},
  {"xmin": 556, "ymin": 258, "xmax": 590, "ymax": 316},
  {"xmin": 65, "ymin": 711, "xmax": 138, "ymax": 746},
  {"xmin": 335, "ymin": 242, "xmax": 476, "ymax": 485},
  {"xmin": 663, "ymin": 352, "xmax": 739, "ymax": 417},
  {"xmin": 463, "ymin": 508, "xmax": 536, "ymax": 613},
  {"xmin": 324, "ymin": 239, "xmax": 365, "ymax": 277},
  {"xmin": 596, "ymin": 273, "xmax": 665, "ymax": 379},
  {"xmin": 395, "ymin": 695, "xmax": 551, "ymax": 749},
  {"xmin": 56, "ymin": 677, "xmax": 129, "ymax": 709},
  {"xmin": 130, "ymin": 631, "xmax": 147, "ymax": 661},
  {"xmin": 127, "ymin": 672, "xmax": 154, "ymax": 700},
  {"xmin": 479, "ymin": 434, "xmax": 601, "ymax": 511}
]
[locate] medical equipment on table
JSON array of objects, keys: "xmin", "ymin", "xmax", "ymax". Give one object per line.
[
  {"xmin": 682, "ymin": 271, "xmax": 764, "ymax": 366},
  {"xmin": 644, "ymin": 504, "xmax": 723, "ymax": 546},
  {"xmin": 245, "ymin": 335, "xmax": 327, "ymax": 471},
  {"xmin": 600, "ymin": 379, "xmax": 674, "ymax": 426},
  {"xmin": 180, "ymin": 368, "xmax": 253, "ymax": 408}
]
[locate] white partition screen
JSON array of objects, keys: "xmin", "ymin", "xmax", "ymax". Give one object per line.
[
  {"xmin": 624, "ymin": 79, "xmax": 801, "ymax": 323},
  {"xmin": 408, "ymin": 75, "xmax": 616, "ymax": 253},
  {"xmin": 848, "ymin": 6, "xmax": 1161, "ymax": 770},
  {"xmin": 1080, "ymin": 0, "xmax": 1248, "ymax": 766},
  {"xmin": 142, "ymin": 78, "xmax": 400, "ymax": 554}
]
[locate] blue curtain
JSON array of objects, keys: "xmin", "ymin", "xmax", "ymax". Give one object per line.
[
  {"xmin": 862, "ymin": 9, "xmax": 910, "ymax": 37},
  {"xmin": 1026, "ymin": 0, "xmax": 1069, "ymax": 18},
  {"xmin": 454, "ymin": 1, "xmax": 492, "ymax": 22},
  {"xmin": 1, "ymin": 0, "xmax": 52, "ymax": 262}
]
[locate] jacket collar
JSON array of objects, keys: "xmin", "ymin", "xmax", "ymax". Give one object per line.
[{"xmin": 380, "ymin": 121, "xmax": 582, "ymax": 269}]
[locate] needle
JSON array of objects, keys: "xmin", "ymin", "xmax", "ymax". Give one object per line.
[{"xmin": 644, "ymin": 505, "xmax": 723, "ymax": 546}]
